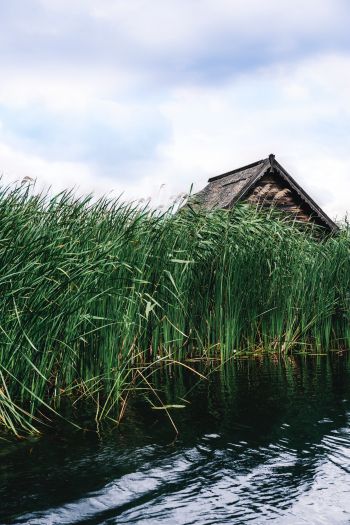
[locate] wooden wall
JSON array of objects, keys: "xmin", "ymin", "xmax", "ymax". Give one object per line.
[{"xmin": 245, "ymin": 173, "xmax": 314, "ymax": 223}]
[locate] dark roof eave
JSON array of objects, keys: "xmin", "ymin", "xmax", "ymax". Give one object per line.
[{"xmin": 273, "ymin": 160, "xmax": 338, "ymax": 232}]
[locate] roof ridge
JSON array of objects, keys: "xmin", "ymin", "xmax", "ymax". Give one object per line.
[{"xmin": 208, "ymin": 157, "xmax": 268, "ymax": 183}]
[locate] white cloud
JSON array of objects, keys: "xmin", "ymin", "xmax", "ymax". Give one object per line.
[
  {"xmin": 0, "ymin": 1, "xmax": 349, "ymax": 218},
  {"xmin": 0, "ymin": 67, "xmax": 135, "ymax": 111},
  {"xmin": 0, "ymin": 138, "xmax": 175, "ymax": 206},
  {"xmin": 154, "ymin": 53, "xmax": 350, "ymax": 218},
  {"xmin": 0, "ymin": 141, "xmax": 98, "ymax": 194},
  {"xmin": 1, "ymin": 52, "xmax": 350, "ymax": 218},
  {"xmin": 37, "ymin": 0, "xmax": 345, "ymax": 54}
]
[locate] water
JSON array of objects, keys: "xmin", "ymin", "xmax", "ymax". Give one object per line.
[{"xmin": 1, "ymin": 355, "xmax": 350, "ymax": 524}]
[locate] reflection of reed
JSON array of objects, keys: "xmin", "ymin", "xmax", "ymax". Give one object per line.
[{"xmin": 3, "ymin": 356, "xmax": 350, "ymax": 524}]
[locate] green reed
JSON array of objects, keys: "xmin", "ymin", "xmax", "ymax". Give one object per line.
[{"xmin": 0, "ymin": 184, "xmax": 348, "ymax": 434}]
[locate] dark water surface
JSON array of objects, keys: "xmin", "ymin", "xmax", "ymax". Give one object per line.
[{"xmin": 1, "ymin": 355, "xmax": 350, "ymax": 524}]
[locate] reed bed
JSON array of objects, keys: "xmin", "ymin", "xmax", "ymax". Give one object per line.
[{"xmin": 0, "ymin": 184, "xmax": 348, "ymax": 434}]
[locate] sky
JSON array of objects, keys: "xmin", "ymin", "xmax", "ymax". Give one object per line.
[{"xmin": 0, "ymin": 0, "xmax": 350, "ymax": 218}]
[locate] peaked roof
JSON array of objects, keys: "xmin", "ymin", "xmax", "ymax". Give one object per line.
[{"xmin": 192, "ymin": 154, "xmax": 338, "ymax": 232}]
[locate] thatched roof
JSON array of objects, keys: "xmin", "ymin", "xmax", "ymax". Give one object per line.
[{"xmin": 191, "ymin": 154, "xmax": 338, "ymax": 232}]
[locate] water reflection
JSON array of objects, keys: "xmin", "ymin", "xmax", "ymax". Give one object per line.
[{"xmin": 1, "ymin": 355, "xmax": 350, "ymax": 524}]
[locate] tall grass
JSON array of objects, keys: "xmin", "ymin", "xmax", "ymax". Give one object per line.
[{"xmin": 0, "ymin": 184, "xmax": 348, "ymax": 434}]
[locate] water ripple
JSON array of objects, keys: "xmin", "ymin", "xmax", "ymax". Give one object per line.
[{"xmin": 3, "ymin": 356, "xmax": 350, "ymax": 525}]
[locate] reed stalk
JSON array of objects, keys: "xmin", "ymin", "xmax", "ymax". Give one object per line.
[{"xmin": 0, "ymin": 184, "xmax": 347, "ymax": 434}]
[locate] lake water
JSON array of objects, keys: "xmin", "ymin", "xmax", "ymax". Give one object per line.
[{"xmin": 1, "ymin": 355, "xmax": 350, "ymax": 524}]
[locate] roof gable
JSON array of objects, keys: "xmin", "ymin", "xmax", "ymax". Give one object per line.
[{"xmin": 192, "ymin": 154, "xmax": 338, "ymax": 232}]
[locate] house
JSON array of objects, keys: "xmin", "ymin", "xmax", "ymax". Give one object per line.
[{"xmin": 190, "ymin": 154, "xmax": 338, "ymax": 232}]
